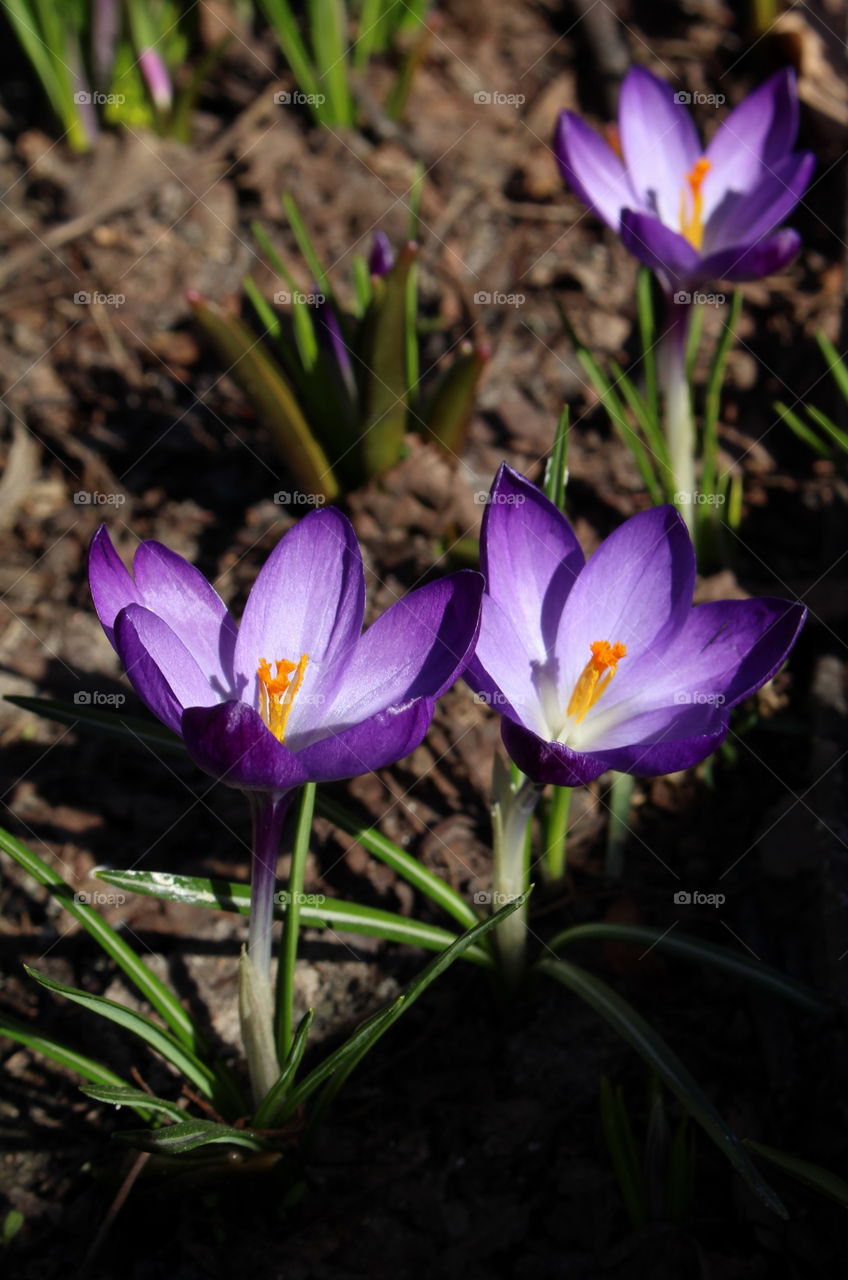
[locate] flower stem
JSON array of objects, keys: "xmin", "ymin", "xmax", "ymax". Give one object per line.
[
  {"xmin": 491, "ymin": 770, "xmax": 541, "ymax": 988},
  {"xmin": 544, "ymin": 784, "xmax": 571, "ymax": 881},
  {"xmin": 241, "ymin": 790, "xmax": 291, "ymax": 1108},
  {"xmin": 276, "ymin": 782, "xmax": 316, "ymax": 1064},
  {"xmin": 660, "ymin": 295, "xmax": 696, "ymax": 534}
]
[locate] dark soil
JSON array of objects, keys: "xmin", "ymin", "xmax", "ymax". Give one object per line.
[{"xmin": 1, "ymin": 1, "xmax": 848, "ymax": 1278}]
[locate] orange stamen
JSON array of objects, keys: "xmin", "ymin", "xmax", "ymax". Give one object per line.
[
  {"xmin": 257, "ymin": 654, "xmax": 309, "ymax": 743},
  {"xmin": 566, "ymin": 640, "xmax": 627, "ymax": 724},
  {"xmin": 679, "ymin": 157, "xmax": 711, "ymax": 249}
]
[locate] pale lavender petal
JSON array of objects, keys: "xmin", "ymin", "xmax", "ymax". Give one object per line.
[
  {"xmin": 698, "ymin": 227, "xmax": 802, "ymax": 283},
  {"xmin": 463, "ymin": 595, "xmax": 550, "ymax": 736},
  {"xmin": 89, "ymin": 525, "xmax": 140, "ymax": 647},
  {"xmin": 310, "ymin": 571, "xmax": 483, "ymax": 737},
  {"xmin": 234, "ymin": 508, "xmax": 365, "ymax": 700},
  {"xmin": 555, "ymin": 111, "xmax": 636, "ymax": 230},
  {"xmin": 703, "ymin": 151, "xmax": 814, "ymax": 252},
  {"xmin": 554, "ymin": 505, "xmax": 695, "ymax": 707},
  {"xmin": 482, "ymin": 464, "xmax": 584, "ymax": 662},
  {"xmin": 114, "ymin": 605, "xmax": 219, "ymax": 734},
  {"xmin": 132, "ymin": 542, "xmax": 238, "ymax": 698},
  {"xmin": 703, "ymin": 69, "xmax": 800, "ymax": 213},
  {"xmin": 618, "ymin": 66, "xmax": 701, "ymax": 225}
]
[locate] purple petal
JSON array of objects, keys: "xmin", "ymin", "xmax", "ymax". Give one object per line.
[
  {"xmin": 502, "ymin": 703, "xmax": 728, "ymax": 784},
  {"xmin": 132, "ymin": 542, "xmax": 238, "ymax": 699},
  {"xmin": 369, "ymin": 230, "xmax": 394, "ymax": 277},
  {"xmin": 620, "ymin": 209, "xmax": 700, "ymax": 284},
  {"xmin": 293, "ymin": 700, "xmax": 435, "ymax": 781},
  {"xmin": 139, "ymin": 48, "xmax": 172, "ymax": 111},
  {"xmin": 315, "ymin": 298, "xmax": 355, "ymax": 390},
  {"xmin": 618, "ymin": 66, "xmax": 701, "ymax": 226},
  {"xmin": 554, "ymin": 111, "xmax": 636, "ymax": 230},
  {"xmin": 501, "ymin": 719, "xmax": 612, "ymax": 787},
  {"xmin": 704, "ymin": 151, "xmax": 814, "ymax": 253},
  {"xmin": 704, "ymin": 69, "xmax": 800, "ymax": 212},
  {"xmin": 182, "ymin": 701, "xmax": 310, "ymax": 792},
  {"xmin": 181, "ymin": 698, "xmax": 433, "ymax": 790},
  {"xmin": 313, "ymin": 570, "xmax": 483, "ymax": 735},
  {"xmin": 698, "ymin": 227, "xmax": 802, "ymax": 283},
  {"xmin": 482, "ymin": 464, "xmax": 585, "ymax": 661},
  {"xmin": 463, "ymin": 595, "xmax": 549, "ymax": 734},
  {"xmin": 554, "ymin": 506, "xmax": 695, "ymax": 707},
  {"xmin": 234, "ymin": 508, "xmax": 365, "ymax": 703},
  {"xmin": 115, "ymin": 605, "xmax": 219, "ymax": 734},
  {"xmin": 89, "ymin": 525, "xmax": 140, "ymax": 647}
]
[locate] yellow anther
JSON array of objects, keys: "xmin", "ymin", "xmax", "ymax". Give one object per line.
[{"xmin": 566, "ymin": 641, "xmax": 627, "ymax": 724}]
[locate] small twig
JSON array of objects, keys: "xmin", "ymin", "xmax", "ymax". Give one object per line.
[{"xmin": 77, "ymin": 1150, "xmax": 150, "ymax": 1278}]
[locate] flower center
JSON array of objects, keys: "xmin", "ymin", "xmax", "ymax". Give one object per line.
[
  {"xmin": 566, "ymin": 641, "xmax": 627, "ymax": 724},
  {"xmin": 679, "ymin": 157, "xmax": 711, "ymax": 249},
  {"xmin": 257, "ymin": 654, "xmax": 309, "ymax": 743}
]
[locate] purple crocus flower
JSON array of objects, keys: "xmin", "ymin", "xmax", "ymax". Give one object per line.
[
  {"xmin": 369, "ymin": 230, "xmax": 394, "ymax": 278},
  {"xmin": 465, "ymin": 466, "xmax": 805, "ymax": 786},
  {"xmin": 555, "ymin": 67, "xmax": 814, "ymax": 293},
  {"xmin": 89, "ymin": 508, "xmax": 482, "ymax": 794}
]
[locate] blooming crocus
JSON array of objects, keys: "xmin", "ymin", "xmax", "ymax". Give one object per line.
[
  {"xmin": 90, "ymin": 508, "xmax": 482, "ymax": 1099},
  {"xmin": 555, "ymin": 67, "xmax": 814, "ymax": 295},
  {"xmin": 465, "ymin": 465, "xmax": 805, "ymax": 787}
]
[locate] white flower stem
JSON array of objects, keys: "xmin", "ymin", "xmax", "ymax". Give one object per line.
[
  {"xmin": 491, "ymin": 769, "xmax": 541, "ymax": 988},
  {"xmin": 661, "ymin": 295, "xmax": 696, "ymax": 534}
]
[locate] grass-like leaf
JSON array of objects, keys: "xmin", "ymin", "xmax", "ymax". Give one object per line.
[
  {"xmin": 254, "ymin": 1009, "xmax": 314, "ymax": 1128},
  {"xmin": 536, "ymin": 956, "xmax": 786, "ymax": 1217},
  {"xmin": 116, "ymin": 1118, "xmax": 269, "ymax": 1156},
  {"xmin": 546, "ymin": 922, "xmax": 826, "ymax": 1014},
  {"xmin": 744, "ymin": 1138, "xmax": 848, "ymax": 1208}
]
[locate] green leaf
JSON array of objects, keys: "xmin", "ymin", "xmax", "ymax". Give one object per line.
[
  {"xmin": 80, "ymin": 1083, "xmax": 185, "ymax": 1121},
  {"xmin": 314, "ymin": 793, "xmax": 481, "ymax": 933},
  {"xmin": 357, "ymin": 241, "xmax": 418, "ymax": 477},
  {"xmin": 26, "ymin": 966, "xmax": 221, "ymax": 1101},
  {"xmin": 536, "ymin": 956, "xmax": 787, "ymax": 1217},
  {"xmin": 0, "ymin": 826, "xmax": 199, "ymax": 1048},
  {"xmin": 543, "ymin": 405, "xmax": 570, "ymax": 512},
  {"xmin": 744, "ymin": 1139, "xmax": 848, "ymax": 1207},
  {"xmin": 576, "ymin": 348, "xmax": 664, "ymax": 504},
  {"xmin": 117, "ymin": 1118, "xmax": 269, "ymax": 1156},
  {"xmin": 93, "ymin": 867, "xmax": 493, "ymax": 967},
  {"xmin": 282, "ymin": 193, "xmax": 332, "ymax": 296},
  {"xmin": 282, "ymin": 890, "xmax": 530, "ymax": 1122},
  {"xmin": 546, "ymin": 923, "xmax": 826, "ymax": 1014},
  {"xmin": 258, "ymin": 0, "xmax": 322, "ymax": 110},
  {"xmin": 421, "ymin": 341, "xmax": 487, "ymax": 455},
  {"xmin": 600, "ymin": 1077, "xmax": 648, "ymax": 1228},
  {"xmin": 254, "ymin": 1009, "xmax": 314, "ymax": 1128},
  {"xmin": 5, "ymin": 694, "xmax": 186, "ymax": 755},
  {"xmin": 701, "ymin": 291, "xmax": 742, "ymax": 507},
  {"xmin": 817, "ymin": 331, "xmax": 848, "ymax": 405},
  {"xmin": 277, "ymin": 783, "xmax": 316, "ymax": 1062},
  {"xmin": 775, "ymin": 401, "xmax": 831, "ymax": 459},
  {"xmin": 0, "ymin": 1011, "xmax": 148, "ymax": 1114},
  {"xmin": 309, "ymin": 0, "xmax": 354, "ymax": 128},
  {"xmin": 2, "ymin": 1209, "xmax": 24, "ymax": 1247},
  {"xmin": 636, "ymin": 268, "xmax": 658, "ymax": 424},
  {"xmin": 189, "ymin": 293, "xmax": 339, "ymax": 501}
]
